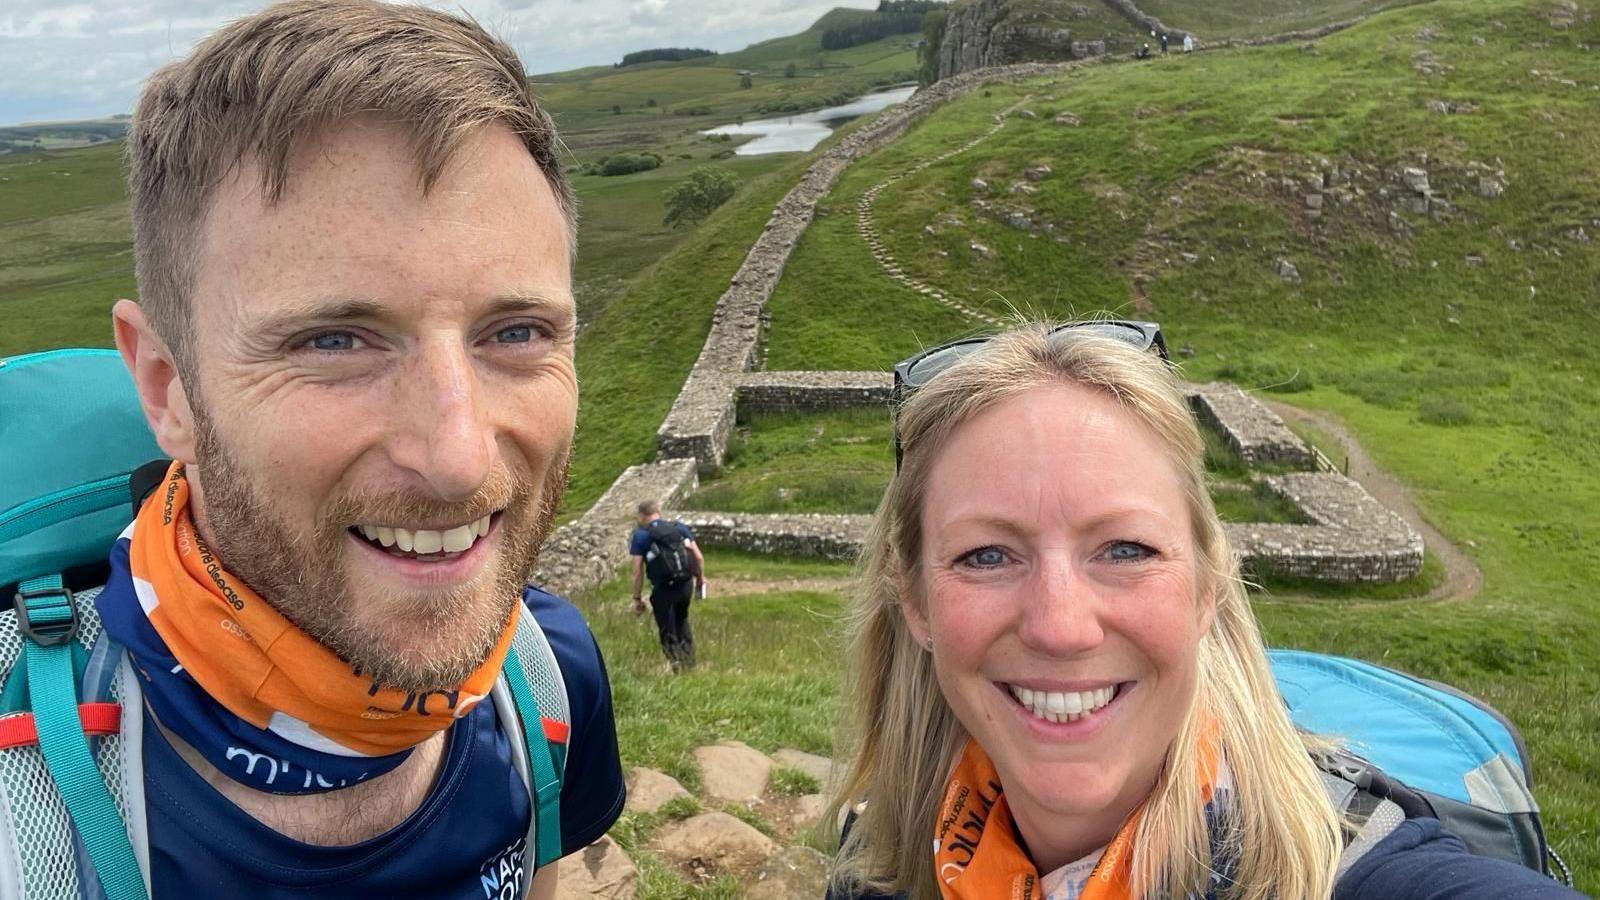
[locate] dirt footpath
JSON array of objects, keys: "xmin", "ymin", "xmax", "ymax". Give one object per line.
[{"xmin": 1264, "ymin": 399, "xmax": 1483, "ymax": 604}]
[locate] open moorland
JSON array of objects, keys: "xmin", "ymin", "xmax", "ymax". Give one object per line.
[{"xmin": 3, "ymin": 0, "xmax": 1597, "ymax": 895}]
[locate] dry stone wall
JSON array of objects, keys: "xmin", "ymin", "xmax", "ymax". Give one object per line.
[
  {"xmin": 536, "ymin": 55, "xmax": 1425, "ymax": 600},
  {"xmin": 1189, "ymin": 382, "xmax": 1317, "ymax": 467},
  {"xmin": 655, "ymin": 60, "xmax": 1094, "ymax": 474},
  {"xmin": 737, "ymin": 371, "xmax": 894, "ymax": 415},
  {"xmin": 531, "ymin": 458, "xmax": 697, "ymax": 598}
]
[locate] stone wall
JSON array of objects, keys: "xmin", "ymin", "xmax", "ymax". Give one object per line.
[
  {"xmin": 670, "ymin": 512, "xmax": 868, "ymax": 561},
  {"xmin": 736, "ymin": 371, "xmax": 894, "ymax": 415},
  {"xmin": 1189, "ymin": 383, "xmax": 1316, "ymax": 468},
  {"xmin": 655, "ymin": 60, "xmax": 1090, "ymax": 473},
  {"xmin": 1240, "ymin": 473, "xmax": 1424, "ymax": 582},
  {"xmin": 531, "ymin": 459, "xmax": 697, "ymax": 598}
]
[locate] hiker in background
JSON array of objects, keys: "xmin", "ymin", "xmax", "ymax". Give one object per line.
[
  {"xmin": 1184, "ymin": 32, "xmax": 1195, "ymax": 53},
  {"xmin": 1160, "ymin": 30, "xmax": 1170, "ymax": 54},
  {"xmin": 0, "ymin": 2, "xmax": 626, "ymax": 896},
  {"xmin": 1136, "ymin": 42, "xmax": 1151, "ymax": 60},
  {"xmin": 630, "ymin": 499, "xmax": 706, "ymax": 671},
  {"xmin": 824, "ymin": 321, "xmax": 1581, "ymax": 900}
]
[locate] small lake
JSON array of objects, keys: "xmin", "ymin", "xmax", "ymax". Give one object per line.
[{"xmin": 700, "ymin": 85, "xmax": 918, "ymax": 155}]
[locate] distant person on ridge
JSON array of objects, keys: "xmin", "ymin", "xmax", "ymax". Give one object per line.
[
  {"xmin": 630, "ymin": 500, "xmax": 706, "ymax": 672},
  {"xmin": 1184, "ymin": 33, "xmax": 1195, "ymax": 53},
  {"xmin": 1160, "ymin": 31, "xmax": 1170, "ymax": 54}
]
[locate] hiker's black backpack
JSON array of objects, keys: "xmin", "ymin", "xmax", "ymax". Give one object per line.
[{"xmin": 643, "ymin": 520, "xmax": 696, "ymax": 587}]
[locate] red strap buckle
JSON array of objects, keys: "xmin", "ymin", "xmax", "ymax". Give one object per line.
[{"xmin": 0, "ymin": 702, "xmax": 121, "ymax": 750}]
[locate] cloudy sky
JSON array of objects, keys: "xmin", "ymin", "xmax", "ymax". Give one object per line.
[{"xmin": 1, "ymin": 0, "xmax": 880, "ymax": 125}]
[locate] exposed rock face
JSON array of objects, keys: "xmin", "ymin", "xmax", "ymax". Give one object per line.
[
  {"xmin": 652, "ymin": 812, "xmax": 777, "ymax": 876},
  {"xmin": 938, "ymin": 0, "xmax": 1103, "ymax": 79}
]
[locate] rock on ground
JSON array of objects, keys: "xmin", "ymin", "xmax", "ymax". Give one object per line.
[
  {"xmin": 625, "ymin": 767, "xmax": 692, "ymax": 815},
  {"xmin": 746, "ymin": 846, "xmax": 833, "ymax": 900},
  {"xmin": 695, "ymin": 740, "xmax": 774, "ymax": 803},
  {"xmin": 556, "ymin": 835, "xmax": 637, "ymax": 900},
  {"xmin": 773, "ymin": 749, "xmax": 837, "ymax": 789},
  {"xmin": 652, "ymin": 811, "xmax": 777, "ymax": 877}
]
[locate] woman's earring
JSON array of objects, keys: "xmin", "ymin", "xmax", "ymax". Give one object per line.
[{"xmin": 924, "ymin": 637, "xmax": 934, "ymax": 652}]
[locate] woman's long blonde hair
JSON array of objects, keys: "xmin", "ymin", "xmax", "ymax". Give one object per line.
[{"xmin": 826, "ymin": 322, "xmax": 1343, "ymax": 900}]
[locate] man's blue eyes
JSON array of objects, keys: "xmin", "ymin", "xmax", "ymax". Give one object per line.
[
  {"xmin": 310, "ymin": 332, "xmax": 357, "ymax": 351},
  {"xmin": 304, "ymin": 325, "xmax": 536, "ymax": 351}
]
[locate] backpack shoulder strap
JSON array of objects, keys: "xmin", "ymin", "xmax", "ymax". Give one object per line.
[
  {"xmin": 0, "ymin": 583, "xmax": 148, "ymax": 900},
  {"xmin": 1314, "ymin": 750, "xmax": 1415, "ymax": 878},
  {"xmin": 494, "ymin": 603, "xmax": 571, "ymax": 884}
]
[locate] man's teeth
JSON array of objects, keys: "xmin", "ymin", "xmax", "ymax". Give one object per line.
[
  {"xmin": 1007, "ymin": 684, "xmax": 1116, "ymax": 723},
  {"xmin": 356, "ymin": 515, "xmax": 492, "ymax": 555}
]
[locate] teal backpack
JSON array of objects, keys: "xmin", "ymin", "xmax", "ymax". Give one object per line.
[{"xmin": 0, "ymin": 349, "xmax": 568, "ymax": 899}]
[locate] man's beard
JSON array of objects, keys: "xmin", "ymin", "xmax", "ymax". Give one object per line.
[{"xmin": 188, "ymin": 408, "xmax": 568, "ymax": 694}]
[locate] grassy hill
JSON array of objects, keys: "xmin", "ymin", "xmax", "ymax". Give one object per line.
[{"xmin": 761, "ymin": 0, "xmax": 1599, "ymax": 886}]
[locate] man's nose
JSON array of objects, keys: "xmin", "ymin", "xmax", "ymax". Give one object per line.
[
  {"xmin": 1015, "ymin": 557, "xmax": 1106, "ymax": 656},
  {"xmin": 389, "ymin": 338, "xmax": 496, "ymax": 502}
]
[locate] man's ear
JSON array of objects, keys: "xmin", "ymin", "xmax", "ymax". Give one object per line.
[{"xmin": 112, "ymin": 299, "xmax": 198, "ymax": 464}]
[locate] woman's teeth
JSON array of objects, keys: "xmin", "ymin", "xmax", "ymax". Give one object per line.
[
  {"xmin": 1007, "ymin": 684, "xmax": 1116, "ymax": 723},
  {"xmin": 356, "ymin": 515, "xmax": 492, "ymax": 556}
]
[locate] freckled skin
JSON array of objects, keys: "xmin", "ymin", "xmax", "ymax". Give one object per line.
[
  {"xmin": 905, "ymin": 383, "xmax": 1214, "ymax": 873},
  {"xmin": 121, "ymin": 117, "xmax": 577, "ymax": 685}
]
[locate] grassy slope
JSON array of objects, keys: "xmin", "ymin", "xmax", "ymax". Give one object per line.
[
  {"xmin": 1141, "ymin": 0, "xmax": 1433, "ymax": 39},
  {"xmin": 764, "ymin": 0, "xmax": 1600, "ymax": 887}
]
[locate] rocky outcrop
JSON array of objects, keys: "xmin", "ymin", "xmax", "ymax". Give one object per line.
[{"xmin": 938, "ymin": 0, "xmax": 1109, "ymax": 80}]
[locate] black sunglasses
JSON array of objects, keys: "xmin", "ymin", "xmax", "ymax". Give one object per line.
[{"xmin": 891, "ymin": 320, "xmax": 1169, "ymax": 468}]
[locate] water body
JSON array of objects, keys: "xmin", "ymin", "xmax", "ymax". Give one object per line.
[{"xmin": 700, "ymin": 85, "xmax": 917, "ymax": 155}]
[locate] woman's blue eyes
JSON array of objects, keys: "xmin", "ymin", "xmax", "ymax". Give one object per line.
[
  {"xmin": 1105, "ymin": 542, "xmax": 1154, "ymax": 562},
  {"xmin": 957, "ymin": 542, "xmax": 1154, "ymax": 568},
  {"xmin": 958, "ymin": 547, "xmax": 1008, "ymax": 568}
]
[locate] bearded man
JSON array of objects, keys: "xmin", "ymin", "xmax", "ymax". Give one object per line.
[{"xmin": 85, "ymin": 1, "xmax": 623, "ymax": 895}]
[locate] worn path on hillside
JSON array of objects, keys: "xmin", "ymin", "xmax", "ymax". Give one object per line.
[{"xmin": 1264, "ymin": 399, "xmax": 1483, "ymax": 604}]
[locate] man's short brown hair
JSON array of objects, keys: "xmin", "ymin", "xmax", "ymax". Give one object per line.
[{"xmin": 126, "ymin": 0, "xmax": 574, "ymax": 366}]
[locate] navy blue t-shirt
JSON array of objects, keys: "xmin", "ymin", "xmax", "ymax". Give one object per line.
[
  {"xmin": 143, "ymin": 587, "xmax": 625, "ymax": 898},
  {"xmin": 628, "ymin": 519, "xmax": 695, "ymax": 558}
]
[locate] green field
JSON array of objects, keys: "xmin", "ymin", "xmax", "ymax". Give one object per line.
[
  {"xmin": 6, "ymin": 0, "xmax": 1600, "ymax": 892},
  {"xmin": 764, "ymin": 0, "xmax": 1599, "ymax": 888}
]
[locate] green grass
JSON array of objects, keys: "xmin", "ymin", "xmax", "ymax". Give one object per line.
[
  {"xmin": 762, "ymin": 1, "xmax": 1600, "ymax": 887},
  {"xmin": 682, "ymin": 408, "xmax": 894, "ymax": 515},
  {"xmin": 1211, "ymin": 480, "xmax": 1311, "ymax": 524},
  {"xmin": 1139, "ymin": 0, "xmax": 1433, "ymax": 39}
]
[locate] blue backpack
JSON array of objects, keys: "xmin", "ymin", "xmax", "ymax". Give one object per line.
[
  {"xmin": 0, "ymin": 349, "xmax": 568, "ymax": 900},
  {"xmin": 1270, "ymin": 649, "xmax": 1573, "ymax": 887}
]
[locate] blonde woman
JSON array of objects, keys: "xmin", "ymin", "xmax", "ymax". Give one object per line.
[{"xmin": 826, "ymin": 321, "xmax": 1580, "ymax": 900}]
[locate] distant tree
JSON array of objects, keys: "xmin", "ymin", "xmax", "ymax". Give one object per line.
[
  {"xmin": 784, "ymin": 62, "xmax": 799, "ymax": 78},
  {"xmin": 663, "ymin": 167, "xmax": 739, "ymax": 228},
  {"xmin": 596, "ymin": 151, "xmax": 663, "ymax": 176},
  {"xmin": 612, "ymin": 104, "xmax": 622, "ymax": 115},
  {"xmin": 617, "ymin": 47, "xmax": 715, "ymax": 67},
  {"xmin": 918, "ymin": 8, "xmax": 948, "ymax": 84},
  {"xmin": 646, "ymin": 97, "xmax": 658, "ymax": 107},
  {"xmin": 739, "ymin": 72, "xmax": 754, "ymax": 89}
]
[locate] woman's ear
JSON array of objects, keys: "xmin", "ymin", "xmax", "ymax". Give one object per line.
[{"xmin": 898, "ymin": 600, "xmax": 931, "ymax": 648}]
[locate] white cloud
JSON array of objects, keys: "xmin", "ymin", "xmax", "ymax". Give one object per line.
[{"xmin": 0, "ymin": 0, "xmax": 880, "ymax": 125}]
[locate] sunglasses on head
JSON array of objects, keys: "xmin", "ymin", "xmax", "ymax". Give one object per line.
[{"xmin": 890, "ymin": 320, "xmax": 1170, "ymax": 468}]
